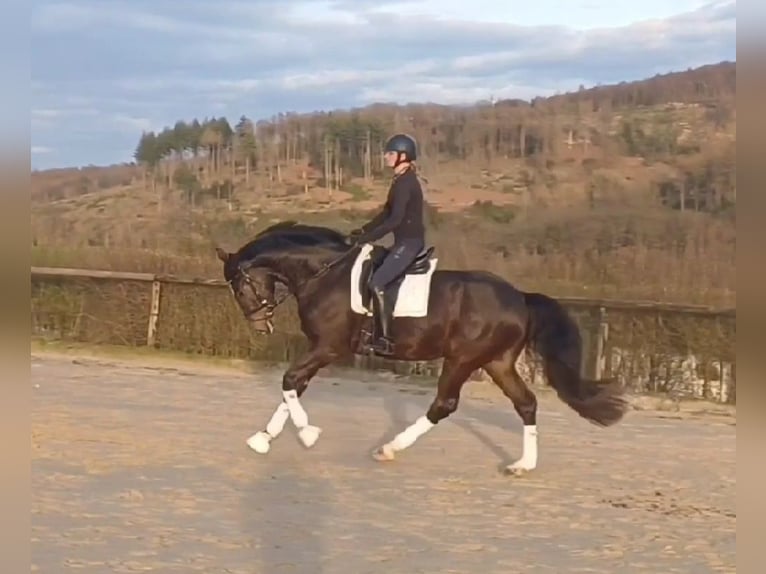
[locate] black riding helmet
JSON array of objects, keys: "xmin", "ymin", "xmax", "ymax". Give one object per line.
[{"xmin": 384, "ymin": 133, "xmax": 417, "ymax": 163}]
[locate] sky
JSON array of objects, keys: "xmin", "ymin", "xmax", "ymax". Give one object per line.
[{"xmin": 30, "ymin": 0, "xmax": 736, "ymax": 170}]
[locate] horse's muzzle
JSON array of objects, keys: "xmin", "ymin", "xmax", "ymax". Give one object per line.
[{"xmin": 247, "ymin": 308, "xmax": 275, "ymax": 334}]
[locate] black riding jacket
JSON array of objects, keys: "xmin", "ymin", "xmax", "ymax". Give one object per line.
[{"xmin": 357, "ymin": 168, "xmax": 425, "ymax": 245}]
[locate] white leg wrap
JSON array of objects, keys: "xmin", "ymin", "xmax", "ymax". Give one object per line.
[
  {"xmin": 522, "ymin": 424, "xmax": 538, "ymax": 467},
  {"xmin": 246, "ymin": 402, "xmax": 292, "ymax": 455},
  {"xmin": 282, "ymin": 389, "xmax": 309, "ymax": 428},
  {"xmin": 297, "ymin": 425, "xmax": 321, "ymax": 448},
  {"xmin": 508, "ymin": 425, "xmax": 538, "ymax": 471},
  {"xmin": 247, "ymin": 431, "xmax": 272, "ymax": 454},
  {"xmin": 388, "ymin": 415, "xmax": 435, "ymax": 452},
  {"xmin": 282, "ymin": 390, "xmax": 322, "ymax": 448},
  {"xmin": 265, "ymin": 402, "xmax": 290, "ymax": 437}
]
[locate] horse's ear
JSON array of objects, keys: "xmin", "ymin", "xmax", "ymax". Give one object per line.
[{"xmin": 215, "ymin": 247, "xmax": 230, "ymax": 262}]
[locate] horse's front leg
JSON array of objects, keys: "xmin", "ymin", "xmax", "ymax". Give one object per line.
[
  {"xmin": 246, "ymin": 401, "xmax": 291, "ymax": 454},
  {"xmin": 246, "ymin": 347, "xmax": 334, "ymax": 454}
]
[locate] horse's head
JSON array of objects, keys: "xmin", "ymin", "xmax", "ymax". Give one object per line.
[
  {"xmin": 215, "ymin": 221, "xmax": 349, "ymax": 333},
  {"xmin": 216, "ymin": 247, "xmax": 287, "ymax": 334}
]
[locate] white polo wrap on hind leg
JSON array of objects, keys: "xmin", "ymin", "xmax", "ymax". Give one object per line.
[
  {"xmin": 520, "ymin": 424, "xmax": 538, "ymax": 468},
  {"xmin": 389, "ymin": 415, "xmax": 435, "ymax": 451},
  {"xmin": 505, "ymin": 424, "xmax": 538, "ymax": 472}
]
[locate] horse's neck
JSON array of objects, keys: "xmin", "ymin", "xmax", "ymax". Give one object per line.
[{"xmin": 276, "ymin": 248, "xmax": 346, "ymax": 291}]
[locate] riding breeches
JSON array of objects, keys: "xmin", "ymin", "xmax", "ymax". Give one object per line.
[{"xmin": 368, "ymin": 239, "xmax": 424, "ymax": 292}]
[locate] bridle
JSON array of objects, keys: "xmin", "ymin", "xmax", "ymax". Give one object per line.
[
  {"xmin": 227, "ymin": 265, "xmax": 289, "ymax": 322},
  {"xmin": 228, "ymin": 244, "xmax": 358, "ymax": 321}
]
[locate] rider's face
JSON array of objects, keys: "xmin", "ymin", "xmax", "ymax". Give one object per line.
[{"xmin": 384, "ymin": 151, "xmax": 398, "ymax": 168}]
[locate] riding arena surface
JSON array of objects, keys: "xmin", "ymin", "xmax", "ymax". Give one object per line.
[{"xmin": 31, "ymin": 352, "xmax": 736, "ymax": 573}]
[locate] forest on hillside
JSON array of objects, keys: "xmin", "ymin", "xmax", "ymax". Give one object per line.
[{"xmin": 123, "ymin": 61, "xmax": 736, "ymax": 214}]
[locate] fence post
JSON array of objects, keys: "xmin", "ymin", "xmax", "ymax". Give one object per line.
[
  {"xmin": 582, "ymin": 306, "xmax": 608, "ymax": 380},
  {"xmin": 594, "ymin": 306, "xmax": 608, "ymax": 379},
  {"xmin": 146, "ymin": 280, "xmax": 161, "ymax": 347}
]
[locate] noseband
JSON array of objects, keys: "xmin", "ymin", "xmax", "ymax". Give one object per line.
[{"xmin": 228, "ymin": 264, "xmax": 290, "ymax": 320}]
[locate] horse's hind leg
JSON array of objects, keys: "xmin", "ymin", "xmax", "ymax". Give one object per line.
[
  {"xmin": 483, "ymin": 347, "xmax": 539, "ymax": 476},
  {"xmin": 372, "ymin": 357, "xmax": 475, "ymax": 462}
]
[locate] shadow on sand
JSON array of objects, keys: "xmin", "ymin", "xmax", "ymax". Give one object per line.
[{"xmin": 240, "ymin": 444, "xmax": 334, "ymax": 573}]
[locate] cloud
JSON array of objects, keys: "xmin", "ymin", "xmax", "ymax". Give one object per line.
[{"xmin": 30, "ymin": 0, "xmax": 736, "ymax": 169}]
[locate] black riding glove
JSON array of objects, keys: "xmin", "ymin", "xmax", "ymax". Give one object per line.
[{"xmin": 347, "ymin": 228, "xmax": 364, "ymax": 244}]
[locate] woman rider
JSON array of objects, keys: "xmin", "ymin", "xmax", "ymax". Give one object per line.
[{"xmin": 348, "ymin": 133, "xmax": 426, "ymax": 356}]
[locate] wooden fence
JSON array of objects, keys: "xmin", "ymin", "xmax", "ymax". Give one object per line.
[
  {"xmin": 30, "ymin": 266, "xmax": 736, "ymax": 403},
  {"xmin": 31, "ymin": 266, "xmax": 228, "ymax": 347}
]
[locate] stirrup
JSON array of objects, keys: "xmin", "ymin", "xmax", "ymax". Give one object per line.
[{"xmin": 371, "ymin": 336, "xmax": 395, "ymax": 356}]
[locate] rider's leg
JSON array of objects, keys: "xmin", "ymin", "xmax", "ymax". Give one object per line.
[
  {"xmin": 368, "ymin": 286, "xmax": 394, "ymax": 353},
  {"xmin": 367, "ymin": 239, "xmax": 423, "ymax": 354}
]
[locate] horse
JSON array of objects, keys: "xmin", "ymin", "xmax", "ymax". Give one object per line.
[{"xmin": 215, "ymin": 220, "xmax": 628, "ymax": 475}]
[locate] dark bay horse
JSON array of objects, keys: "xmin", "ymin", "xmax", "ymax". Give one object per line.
[{"xmin": 215, "ymin": 221, "xmax": 628, "ymax": 474}]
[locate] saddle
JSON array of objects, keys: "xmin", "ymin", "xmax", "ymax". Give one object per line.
[{"xmin": 359, "ymin": 244, "xmax": 435, "ymax": 310}]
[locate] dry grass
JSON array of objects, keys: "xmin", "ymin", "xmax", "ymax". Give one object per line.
[{"xmin": 31, "ymin": 197, "xmax": 735, "ymax": 306}]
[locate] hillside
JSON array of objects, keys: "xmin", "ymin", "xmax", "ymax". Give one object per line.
[{"xmin": 31, "ymin": 62, "xmax": 736, "ymax": 306}]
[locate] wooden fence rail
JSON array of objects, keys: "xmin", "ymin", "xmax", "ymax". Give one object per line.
[
  {"xmin": 30, "ymin": 266, "xmax": 736, "ymax": 401},
  {"xmin": 30, "ymin": 265, "xmax": 736, "ymax": 314}
]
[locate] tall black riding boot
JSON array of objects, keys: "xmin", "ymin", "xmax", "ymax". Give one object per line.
[{"xmin": 370, "ymin": 287, "xmax": 395, "ymax": 356}]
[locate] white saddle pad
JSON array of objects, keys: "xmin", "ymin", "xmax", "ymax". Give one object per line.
[{"xmin": 350, "ymin": 243, "xmax": 437, "ymax": 318}]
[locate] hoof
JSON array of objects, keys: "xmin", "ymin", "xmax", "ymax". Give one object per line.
[
  {"xmin": 503, "ymin": 463, "xmax": 534, "ymax": 477},
  {"xmin": 298, "ymin": 425, "xmax": 322, "ymax": 448},
  {"xmin": 246, "ymin": 431, "xmax": 272, "ymax": 454},
  {"xmin": 371, "ymin": 445, "xmax": 395, "ymax": 462}
]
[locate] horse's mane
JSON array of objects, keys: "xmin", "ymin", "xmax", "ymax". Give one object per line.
[
  {"xmin": 234, "ymin": 220, "xmax": 349, "ymax": 264},
  {"xmin": 255, "ymin": 220, "xmax": 302, "ymax": 238}
]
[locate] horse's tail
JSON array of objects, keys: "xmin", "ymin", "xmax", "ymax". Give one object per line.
[{"xmin": 524, "ymin": 292, "xmax": 628, "ymax": 427}]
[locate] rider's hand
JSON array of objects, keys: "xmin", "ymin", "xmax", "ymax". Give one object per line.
[{"xmin": 347, "ymin": 228, "xmax": 363, "ymax": 243}]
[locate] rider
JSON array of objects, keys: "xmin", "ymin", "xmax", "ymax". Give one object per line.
[{"xmin": 348, "ymin": 133, "xmax": 426, "ymax": 356}]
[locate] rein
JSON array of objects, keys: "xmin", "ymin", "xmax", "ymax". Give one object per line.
[{"xmin": 306, "ymin": 245, "xmax": 358, "ymax": 283}]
